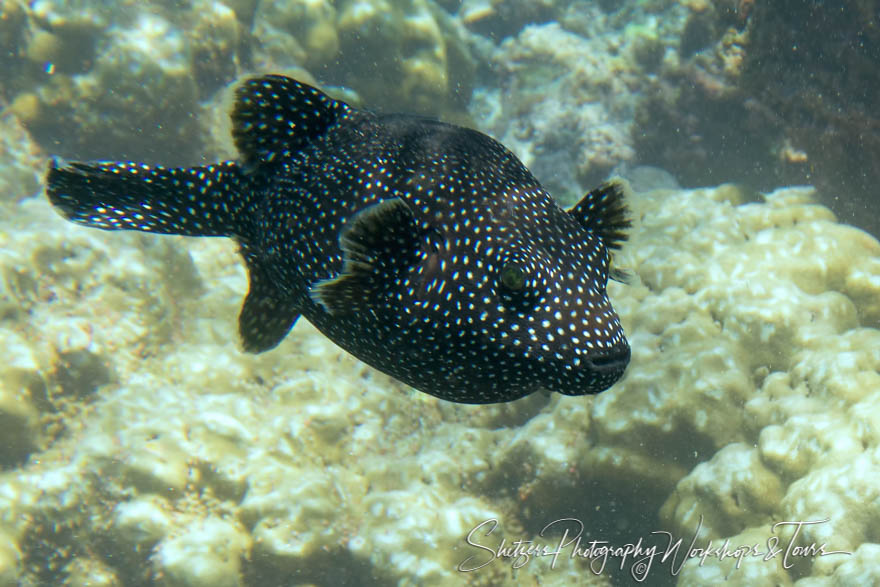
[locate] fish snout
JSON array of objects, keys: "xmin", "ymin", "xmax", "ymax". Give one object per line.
[
  {"xmin": 551, "ymin": 342, "xmax": 630, "ymax": 396},
  {"xmin": 586, "ymin": 344, "xmax": 630, "ymax": 374}
]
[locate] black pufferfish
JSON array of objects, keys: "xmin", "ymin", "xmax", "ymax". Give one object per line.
[{"xmin": 46, "ymin": 74, "xmax": 631, "ymax": 404}]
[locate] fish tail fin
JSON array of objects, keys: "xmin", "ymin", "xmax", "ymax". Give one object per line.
[{"xmin": 46, "ymin": 158, "xmax": 251, "ymax": 238}]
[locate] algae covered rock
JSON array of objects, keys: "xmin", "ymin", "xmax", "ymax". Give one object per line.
[
  {"xmin": 252, "ymin": 0, "xmax": 476, "ymax": 115},
  {"xmin": 8, "ymin": 2, "xmax": 213, "ymax": 164},
  {"xmin": 190, "ymin": 1, "xmax": 246, "ymax": 98},
  {"xmin": 780, "ymin": 446, "xmax": 880, "ymax": 556},
  {"xmin": 459, "ymin": 0, "xmax": 562, "ymax": 39},
  {"xmin": 0, "ymin": 330, "xmax": 42, "ymax": 469},
  {"xmin": 0, "ymin": 107, "xmax": 42, "ymax": 203},
  {"xmin": 634, "ymin": 0, "xmax": 880, "ymax": 237},
  {"xmin": 0, "ymin": 529, "xmax": 22, "ymax": 587},
  {"xmin": 28, "ymin": 10, "xmax": 201, "ymax": 163},
  {"xmin": 7, "ymin": 0, "xmax": 478, "ymax": 166}
]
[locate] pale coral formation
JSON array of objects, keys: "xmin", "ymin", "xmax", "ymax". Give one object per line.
[
  {"xmin": 605, "ymin": 184, "xmax": 879, "ymax": 582},
  {"xmin": 154, "ymin": 517, "xmax": 251, "ymax": 587},
  {"xmin": 661, "ymin": 443, "xmax": 784, "ymax": 539},
  {"xmin": 674, "ymin": 525, "xmax": 793, "ymax": 586}
]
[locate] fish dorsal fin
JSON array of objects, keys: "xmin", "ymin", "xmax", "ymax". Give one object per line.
[
  {"xmin": 567, "ymin": 179, "xmax": 632, "ymax": 251},
  {"xmin": 231, "ymin": 75, "xmax": 350, "ymax": 169},
  {"xmin": 310, "ymin": 198, "xmax": 424, "ymax": 316}
]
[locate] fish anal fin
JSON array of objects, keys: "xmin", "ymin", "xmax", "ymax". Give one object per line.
[
  {"xmin": 568, "ymin": 179, "xmax": 632, "ymax": 250},
  {"xmin": 230, "ymin": 75, "xmax": 350, "ymax": 169},
  {"xmin": 238, "ymin": 244, "xmax": 300, "ymax": 352},
  {"xmin": 310, "ymin": 198, "xmax": 422, "ymax": 316}
]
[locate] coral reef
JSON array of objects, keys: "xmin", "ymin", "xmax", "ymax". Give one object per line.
[
  {"xmin": 3, "ymin": 2, "xmax": 223, "ymax": 164},
  {"xmin": 632, "ymin": 1, "xmax": 789, "ymax": 192},
  {"xmin": 314, "ymin": 0, "xmax": 476, "ymax": 114},
  {"xmin": 469, "ymin": 1, "xmax": 692, "ymax": 204},
  {"xmin": 3, "ymin": 158, "xmax": 879, "ymax": 583},
  {"xmin": 3, "ymin": 0, "xmax": 476, "ymax": 164},
  {"xmin": 458, "ymin": 0, "xmax": 563, "ymax": 40},
  {"xmin": 741, "ymin": 0, "xmax": 880, "ymax": 238},
  {"xmin": 634, "ymin": 0, "xmax": 880, "ymax": 238},
  {"xmin": 472, "ymin": 20, "xmax": 636, "ymax": 203}
]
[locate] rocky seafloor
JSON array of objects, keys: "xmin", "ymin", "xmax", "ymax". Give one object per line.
[{"xmin": 1, "ymin": 0, "xmax": 880, "ymax": 585}]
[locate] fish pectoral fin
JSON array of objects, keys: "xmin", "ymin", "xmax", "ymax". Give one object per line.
[
  {"xmin": 230, "ymin": 75, "xmax": 350, "ymax": 170},
  {"xmin": 238, "ymin": 243, "xmax": 300, "ymax": 353},
  {"xmin": 568, "ymin": 179, "xmax": 633, "ymax": 251},
  {"xmin": 609, "ymin": 266, "xmax": 633, "ymax": 285},
  {"xmin": 310, "ymin": 198, "xmax": 422, "ymax": 316}
]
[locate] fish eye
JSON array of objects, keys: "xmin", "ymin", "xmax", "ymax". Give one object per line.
[{"xmin": 500, "ymin": 263, "xmax": 526, "ymax": 291}]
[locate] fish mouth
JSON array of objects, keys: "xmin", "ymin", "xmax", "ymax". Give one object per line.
[
  {"xmin": 586, "ymin": 345, "xmax": 631, "ymax": 372},
  {"xmin": 551, "ymin": 343, "xmax": 631, "ymax": 396}
]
